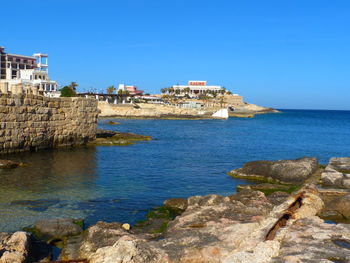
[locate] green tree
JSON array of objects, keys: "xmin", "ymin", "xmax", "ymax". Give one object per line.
[
  {"xmin": 226, "ymin": 91, "xmax": 232, "ymax": 95},
  {"xmin": 107, "ymin": 85, "xmax": 116, "ymax": 94},
  {"xmin": 60, "ymin": 86, "xmax": 76, "ymax": 97},
  {"xmin": 174, "ymin": 89, "xmax": 181, "ymax": 96},
  {"xmin": 70, "ymin": 82, "xmax": 78, "ymax": 91},
  {"xmin": 161, "ymin": 88, "xmax": 167, "ymax": 94}
]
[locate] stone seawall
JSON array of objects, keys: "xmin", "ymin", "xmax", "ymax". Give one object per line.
[{"xmin": 0, "ymin": 94, "xmax": 99, "ymax": 154}]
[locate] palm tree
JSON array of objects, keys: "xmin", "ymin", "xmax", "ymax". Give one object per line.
[
  {"xmin": 107, "ymin": 85, "xmax": 116, "ymax": 94},
  {"xmin": 161, "ymin": 88, "xmax": 167, "ymax": 94},
  {"xmin": 220, "ymin": 87, "xmax": 226, "ymax": 95},
  {"xmin": 174, "ymin": 89, "xmax": 181, "ymax": 96},
  {"xmin": 184, "ymin": 87, "xmax": 190, "ymax": 95}
]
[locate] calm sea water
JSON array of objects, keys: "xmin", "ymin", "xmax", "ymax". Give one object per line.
[{"xmin": 0, "ymin": 109, "xmax": 350, "ymax": 232}]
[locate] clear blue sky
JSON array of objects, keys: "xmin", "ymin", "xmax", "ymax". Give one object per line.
[{"xmin": 2, "ymin": 0, "xmax": 350, "ymax": 109}]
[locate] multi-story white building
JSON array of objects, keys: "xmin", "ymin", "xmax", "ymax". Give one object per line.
[
  {"xmin": 0, "ymin": 47, "xmax": 59, "ymax": 97},
  {"xmin": 170, "ymin": 81, "xmax": 224, "ymax": 97}
]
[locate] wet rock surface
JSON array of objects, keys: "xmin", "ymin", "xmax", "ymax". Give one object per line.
[
  {"xmin": 0, "ymin": 159, "xmax": 21, "ymax": 169},
  {"xmin": 90, "ymin": 129, "xmax": 151, "ymax": 146},
  {"xmin": 322, "ymin": 157, "xmax": 350, "ymax": 188},
  {"xmin": 229, "ymin": 157, "xmax": 319, "ymax": 184}
]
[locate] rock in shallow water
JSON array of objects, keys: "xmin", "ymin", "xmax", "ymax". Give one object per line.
[
  {"xmin": 33, "ymin": 218, "xmax": 83, "ymax": 241},
  {"xmin": 229, "ymin": 157, "xmax": 319, "ymax": 184},
  {"xmin": 0, "ymin": 159, "xmax": 21, "ymax": 169}
]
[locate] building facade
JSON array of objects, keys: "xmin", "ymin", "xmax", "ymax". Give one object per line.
[
  {"xmin": 118, "ymin": 84, "xmax": 144, "ymax": 96},
  {"xmin": 171, "ymin": 81, "xmax": 224, "ymax": 97},
  {"xmin": 0, "ymin": 47, "xmax": 58, "ymax": 97}
]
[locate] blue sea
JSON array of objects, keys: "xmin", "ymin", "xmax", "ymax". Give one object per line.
[{"xmin": 0, "ymin": 109, "xmax": 349, "ymax": 232}]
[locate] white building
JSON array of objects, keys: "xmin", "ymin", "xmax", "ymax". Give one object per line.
[
  {"xmin": 170, "ymin": 81, "xmax": 224, "ymax": 97},
  {"xmin": 0, "ymin": 47, "xmax": 59, "ymax": 97}
]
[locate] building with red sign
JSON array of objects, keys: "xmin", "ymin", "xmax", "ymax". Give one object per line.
[{"xmin": 170, "ymin": 80, "xmax": 224, "ymax": 97}]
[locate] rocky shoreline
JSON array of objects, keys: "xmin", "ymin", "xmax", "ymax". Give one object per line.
[
  {"xmin": 98, "ymin": 102, "xmax": 278, "ymax": 119},
  {"xmin": 1, "ymin": 157, "xmax": 350, "ymax": 262}
]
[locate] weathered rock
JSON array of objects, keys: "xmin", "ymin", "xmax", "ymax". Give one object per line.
[
  {"xmin": 163, "ymin": 198, "xmax": 188, "ymax": 211},
  {"xmin": 79, "ymin": 221, "xmax": 129, "ymax": 259},
  {"xmin": 0, "ymin": 232, "xmax": 30, "ymax": 263},
  {"xmin": 321, "ymin": 157, "xmax": 350, "ymax": 188},
  {"xmin": 88, "ymin": 236, "xmax": 167, "ymax": 263},
  {"xmin": 33, "ymin": 218, "xmax": 83, "ymax": 241},
  {"xmin": 0, "ymin": 159, "xmax": 20, "ymax": 169},
  {"xmin": 80, "ymin": 185, "xmax": 327, "ymax": 263},
  {"xmin": 229, "ymin": 157, "xmax": 319, "ymax": 184},
  {"xmin": 271, "ymin": 217, "xmax": 350, "ymax": 263}
]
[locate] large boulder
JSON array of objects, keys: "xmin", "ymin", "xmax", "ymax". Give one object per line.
[
  {"xmin": 229, "ymin": 157, "xmax": 319, "ymax": 184},
  {"xmin": 321, "ymin": 157, "xmax": 350, "ymax": 188}
]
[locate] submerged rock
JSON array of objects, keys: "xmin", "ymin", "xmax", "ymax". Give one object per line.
[
  {"xmin": 321, "ymin": 157, "xmax": 350, "ymax": 188},
  {"xmin": 229, "ymin": 157, "xmax": 319, "ymax": 184},
  {"xmin": 90, "ymin": 129, "xmax": 151, "ymax": 146},
  {"xmin": 31, "ymin": 218, "xmax": 83, "ymax": 241},
  {"xmin": 0, "ymin": 159, "xmax": 21, "ymax": 169}
]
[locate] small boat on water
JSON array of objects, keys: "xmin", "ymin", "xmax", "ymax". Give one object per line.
[{"xmin": 212, "ymin": 108, "xmax": 229, "ymax": 119}]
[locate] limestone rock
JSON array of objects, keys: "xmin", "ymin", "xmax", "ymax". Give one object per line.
[
  {"xmin": 0, "ymin": 232, "xmax": 30, "ymax": 263},
  {"xmin": 79, "ymin": 221, "xmax": 129, "ymax": 259},
  {"xmin": 88, "ymin": 236, "xmax": 167, "ymax": 263},
  {"xmin": 271, "ymin": 217, "xmax": 350, "ymax": 263},
  {"xmin": 230, "ymin": 157, "xmax": 319, "ymax": 184},
  {"xmin": 321, "ymin": 157, "xmax": 350, "ymax": 188}
]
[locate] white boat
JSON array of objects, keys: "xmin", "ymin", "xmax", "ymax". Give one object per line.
[{"xmin": 212, "ymin": 108, "xmax": 229, "ymax": 119}]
